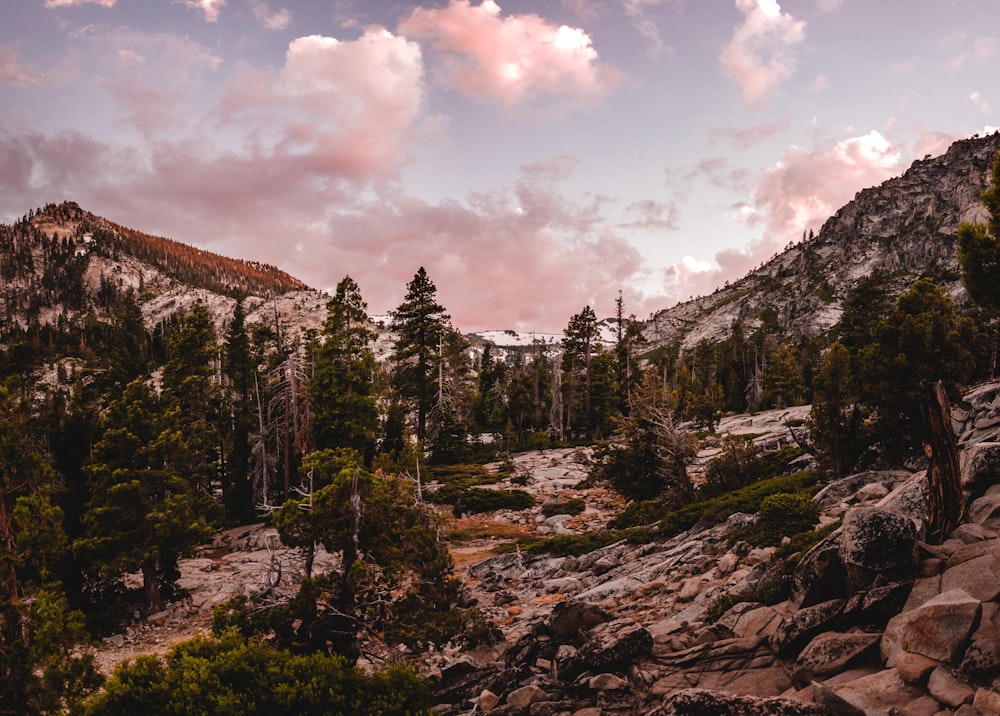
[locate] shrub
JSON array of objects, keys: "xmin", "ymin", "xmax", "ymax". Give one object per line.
[
  {"xmin": 426, "ymin": 484, "xmax": 534, "ymax": 514},
  {"xmin": 657, "ymin": 471, "xmax": 819, "ymax": 538},
  {"xmin": 729, "ymin": 491, "xmax": 819, "ymax": 547},
  {"xmin": 84, "ymin": 630, "xmax": 431, "ymax": 715},
  {"xmin": 541, "ymin": 497, "xmax": 586, "ymax": 517}
]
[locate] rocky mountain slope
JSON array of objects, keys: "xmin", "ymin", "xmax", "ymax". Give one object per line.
[
  {"xmin": 88, "ymin": 384, "xmax": 1000, "ymax": 715},
  {"xmin": 645, "ymin": 131, "xmax": 1000, "ymax": 351}
]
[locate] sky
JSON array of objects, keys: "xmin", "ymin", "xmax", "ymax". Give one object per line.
[{"xmin": 0, "ymin": 0, "xmax": 997, "ymax": 332}]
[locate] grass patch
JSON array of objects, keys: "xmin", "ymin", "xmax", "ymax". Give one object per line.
[
  {"xmin": 658, "ymin": 471, "xmax": 820, "ymax": 537},
  {"xmin": 498, "ymin": 527, "xmax": 655, "ymax": 557},
  {"xmin": 541, "ymin": 497, "xmax": 587, "ymax": 517}
]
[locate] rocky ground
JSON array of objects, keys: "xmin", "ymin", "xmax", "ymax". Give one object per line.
[{"xmin": 87, "ymin": 385, "xmax": 1000, "ymax": 715}]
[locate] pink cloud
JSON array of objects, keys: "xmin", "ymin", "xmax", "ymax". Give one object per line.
[
  {"xmin": 662, "ymin": 130, "xmax": 904, "ymax": 301},
  {"xmin": 398, "ymin": 0, "xmax": 618, "ymax": 106},
  {"xmin": 708, "ymin": 117, "xmax": 791, "ymax": 149},
  {"xmin": 180, "ymin": 0, "xmax": 226, "ymax": 23},
  {"xmin": 219, "ymin": 29, "xmax": 424, "ymax": 179},
  {"xmin": 45, "ymin": 0, "xmax": 116, "ymax": 6},
  {"xmin": 719, "ymin": 0, "xmax": 805, "ymax": 106},
  {"xmin": 622, "ymin": 0, "xmax": 680, "ymax": 55},
  {"xmin": 251, "ymin": 1, "xmax": 291, "ymax": 30},
  {"xmin": 0, "ymin": 48, "xmax": 41, "ymax": 87}
]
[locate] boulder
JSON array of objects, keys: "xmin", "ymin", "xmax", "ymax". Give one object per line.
[
  {"xmin": 895, "ymin": 650, "xmax": 941, "ymax": 684},
  {"xmin": 875, "ymin": 471, "xmax": 931, "ymax": 537},
  {"xmin": 970, "ymin": 489, "xmax": 1000, "ymax": 529},
  {"xmin": 648, "ymin": 688, "xmax": 828, "ymax": 716},
  {"xmin": 839, "ymin": 506, "xmax": 919, "ymax": 592},
  {"xmin": 557, "ymin": 624, "xmax": 653, "ymax": 681},
  {"xmin": 940, "ymin": 549, "xmax": 1000, "ymax": 602},
  {"xmin": 794, "ymin": 631, "xmax": 880, "ymax": 681},
  {"xmin": 927, "ymin": 666, "xmax": 976, "ymax": 708},
  {"xmin": 771, "ymin": 599, "xmax": 845, "ymax": 657},
  {"xmin": 960, "ymin": 442, "xmax": 1000, "ymax": 497},
  {"xmin": 548, "ymin": 601, "xmax": 610, "ymax": 642},
  {"xmin": 792, "ymin": 534, "xmax": 847, "ymax": 607},
  {"xmin": 813, "ymin": 668, "xmax": 926, "ymax": 716},
  {"xmin": 883, "ymin": 588, "xmax": 982, "ymax": 665},
  {"xmin": 506, "ymin": 685, "xmax": 549, "ymax": 709}
]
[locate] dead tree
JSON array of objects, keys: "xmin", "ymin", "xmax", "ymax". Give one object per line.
[{"xmin": 919, "ymin": 380, "xmax": 965, "ymax": 543}]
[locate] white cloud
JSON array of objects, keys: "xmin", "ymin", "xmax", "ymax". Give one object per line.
[
  {"xmin": 398, "ymin": 0, "xmax": 617, "ymax": 107},
  {"xmin": 180, "ymin": 0, "xmax": 226, "ymax": 23},
  {"xmin": 252, "ymin": 1, "xmax": 291, "ymax": 31},
  {"xmin": 0, "ymin": 48, "xmax": 42, "ymax": 86},
  {"xmin": 719, "ymin": 0, "xmax": 806, "ymax": 106}
]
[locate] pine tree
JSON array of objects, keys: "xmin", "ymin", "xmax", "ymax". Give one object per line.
[
  {"xmin": 390, "ymin": 268, "xmax": 451, "ymax": 444},
  {"xmin": 310, "ymin": 276, "xmax": 378, "ymax": 462},
  {"xmin": 78, "ymin": 379, "xmax": 214, "ymax": 613},
  {"xmin": 222, "ymin": 298, "xmax": 256, "ymax": 521},
  {"xmin": 561, "ymin": 306, "xmax": 599, "ymax": 439}
]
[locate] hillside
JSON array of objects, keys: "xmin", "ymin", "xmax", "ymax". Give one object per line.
[{"xmin": 645, "ymin": 131, "xmax": 1000, "ymax": 351}]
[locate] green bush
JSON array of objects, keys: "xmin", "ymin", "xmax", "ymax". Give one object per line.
[
  {"xmin": 511, "ymin": 527, "xmax": 654, "ymax": 557},
  {"xmin": 657, "ymin": 471, "xmax": 819, "ymax": 538},
  {"xmin": 84, "ymin": 630, "xmax": 431, "ymax": 715},
  {"xmin": 541, "ymin": 497, "xmax": 586, "ymax": 517},
  {"xmin": 729, "ymin": 491, "xmax": 819, "ymax": 547},
  {"xmin": 427, "ymin": 484, "xmax": 534, "ymax": 514},
  {"xmin": 612, "ymin": 498, "xmax": 671, "ymax": 528}
]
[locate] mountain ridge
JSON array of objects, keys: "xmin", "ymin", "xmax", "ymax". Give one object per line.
[{"xmin": 645, "ymin": 131, "xmax": 1000, "ymax": 351}]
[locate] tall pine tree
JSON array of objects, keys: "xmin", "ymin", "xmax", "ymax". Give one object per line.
[{"xmin": 390, "ymin": 268, "xmax": 451, "ymax": 444}]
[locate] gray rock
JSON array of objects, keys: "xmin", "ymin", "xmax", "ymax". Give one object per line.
[
  {"xmin": 795, "ymin": 631, "xmax": 881, "ymax": 680},
  {"xmin": 839, "ymin": 506, "xmax": 918, "ymax": 592},
  {"xmin": 587, "ymin": 672, "xmax": 626, "ymax": 690},
  {"xmin": 927, "ymin": 666, "xmax": 976, "ymax": 707},
  {"xmin": 771, "ymin": 599, "xmax": 846, "ymax": 657},
  {"xmin": 973, "ymin": 687, "xmax": 1000, "ymax": 715},
  {"xmin": 648, "ymin": 688, "xmax": 828, "ymax": 715},
  {"xmin": 549, "ymin": 601, "xmax": 610, "ymax": 642},
  {"xmin": 895, "ymin": 650, "xmax": 941, "ymax": 684},
  {"xmin": 506, "ymin": 685, "xmax": 549, "ymax": 709},
  {"xmin": 899, "ymin": 588, "xmax": 982, "ymax": 664},
  {"xmin": 813, "ymin": 668, "xmax": 926, "ymax": 716},
  {"xmin": 876, "ymin": 471, "xmax": 931, "ymax": 538},
  {"xmin": 793, "ymin": 533, "xmax": 847, "ymax": 607}
]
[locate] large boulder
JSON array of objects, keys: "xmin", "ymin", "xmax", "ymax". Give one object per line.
[
  {"xmin": 960, "ymin": 443, "xmax": 1000, "ymax": 498},
  {"xmin": 792, "ymin": 533, "xmax": 847, "ymax": 607},
  {"xmin": 839, "ymin": 506, "xmax": 919, "ymax": 592},
  {"xmin": 557, "ymin": 624, "xmax": 653, "ymax": 680},
  {"xmin": 648, "ymin": 688, "xmax": 828, "ymax": 716},
  {"xmin": 882, "ymin": 588, "xmax": 982, "ymax": 666}
]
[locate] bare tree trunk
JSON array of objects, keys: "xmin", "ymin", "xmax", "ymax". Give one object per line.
[
  {"xmin": 920, "ymin": 380, "xmax": 965, "ymax": 544},
  {"xmin": 339, "ymin": 468, "xmax": 362, "ymax": 609},
  {"xmin": 142, "ymin": 558, "xmax": 163, "ymax": 615}
]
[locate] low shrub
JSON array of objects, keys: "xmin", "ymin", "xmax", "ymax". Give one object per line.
[
  {"xmin": 427, "ymin": 484, "xmax": 534, "ymax": 514},
  {"xmin": 657, "ymin": 471, "xmax": 819, "ymax": 538},
  {"xmin": 541, "ymin": 497, "xmax": 586, "ymax": 517},
  {"xmin": 510, "ymin": 527, "xmax": 654, "ymax": 557}
]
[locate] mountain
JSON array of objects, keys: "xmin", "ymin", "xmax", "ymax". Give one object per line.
[
  {"xmin": 0, "ymin": 200, "xmax": 329, "ymax": 342},
  {"xmin": 645, "ymin": 131, "xmax": 1000, "ymax": 351}
]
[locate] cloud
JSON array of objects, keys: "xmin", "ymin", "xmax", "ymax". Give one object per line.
[
  {"xmin": 252, "ymin": 1, "xmax": 291, "ymax": 30},
  {"xmin": 0, "ymin": 48, "xmax": 41, "ymax": 87},
  {"xmin": 970, "ymin": 91, "xmax": 992, "ymax": 114},
  {"xmin": 398, "ymin": 0, "xmax": 617, "ymax": 106},
  {"xmin": 45, "ymin": 0, "xmax": 116, "ymax": 7},
  {"xmin": 229, "ymin": 29, "xmax": 424, "ymax": 178},
  {"xmin": 663, "ymin": 130, "xmax": 903, "ymax": 301},
  {"xmin": 96, "ymin": 31, "xmax": 222, "ymax": 137},
  {"xmin": 814, "ymin": 0, "xmax": 841, "ymax": 12},
  {"xmin": 719, "ymin": 0, "xmax": 806, "ymax": 106},
  {"xmin": 620, "ymin": 199, "xmax": 679, "ymax": 230},
  {"xmin": 622, "ymin": 0, "xmax": 679, "ymax": 55},
  {"xmin": 180, "ymin": 0, "xmax": 226, "ymax": 23},
  {"xmin": 708, "ymin": 117, "xmax": 791, "ymax": 149},
  {"xmin": 949, "ymin": 36, "xmax": 1000, "ymax": 68}
]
